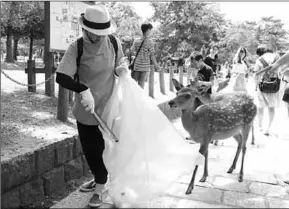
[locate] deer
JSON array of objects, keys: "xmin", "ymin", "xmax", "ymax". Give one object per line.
[
  {"xmin": 168, "ymin": 78, "xmax": 257, "ymax": 194},
  {"xmin": 216, "ymin": 76, "xmax": 256, "ymax": 145},
  {"xmin": 186, "ymin": 77, "xmax": 256, "ymax": 146}
]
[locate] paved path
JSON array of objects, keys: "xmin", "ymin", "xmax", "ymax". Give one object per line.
[
  {"xmin": 51, "ymin": 107, "xmax": 289, "ymax": 208},
  {"xmin": 51, "ymin": 78, "xmax": 289, "ymax": 208}
]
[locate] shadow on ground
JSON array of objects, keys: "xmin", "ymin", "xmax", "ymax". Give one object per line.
[{"xmin": 1, "ymin": 88, "xmax": 77, "ymax": 159}]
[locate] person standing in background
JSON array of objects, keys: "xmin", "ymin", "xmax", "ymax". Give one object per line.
[{"xmin": 131, "ymin": 23, "xmax": 160, "ymax": 88}]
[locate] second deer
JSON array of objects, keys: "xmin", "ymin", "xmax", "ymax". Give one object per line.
[{"xmin": 168, "ymin": 78, "xmax": 257, "ymax": 194}]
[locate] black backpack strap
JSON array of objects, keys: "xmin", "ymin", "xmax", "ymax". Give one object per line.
[
  {"xmin": 75, "ymin": 37, "xmax": 83, "ymax": 83},
  {"xmin": 108, "ymin": 34, "xmax": 118, "ymax": 66}
]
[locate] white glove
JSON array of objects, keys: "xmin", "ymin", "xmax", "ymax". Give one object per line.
[
  {"xmin": 80, "ymin": 88, "xmax": 95, "ymax": 114},
  {"xmin": 115, "ymin": 63, "xmax": 129, "ymax": 77}
]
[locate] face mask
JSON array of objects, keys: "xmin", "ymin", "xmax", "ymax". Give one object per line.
[{"xmin": 83, "ymin": 30, "xmax": 104, "ymax": 43}]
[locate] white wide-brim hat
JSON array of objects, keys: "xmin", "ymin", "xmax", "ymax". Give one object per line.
[{"xmin": 78, "ymin": 4, "xmax": 117, "ymax": 36}]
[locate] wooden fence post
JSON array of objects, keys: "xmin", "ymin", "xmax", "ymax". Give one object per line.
[
  {"xmin": 27, "ymin": 59, "xmax": 36, "ymax": 93},
  {"xmin": 159, "ymin": 65, "xmax": 166, "ymax": 95},
  {"xmin": 57, "ymin": 85, "xmax": 69, "ymax": 122},
  {"xmin": 187, "ymin": 66, "xmax": 191, "ymax": 84},
  {"xmin": 44, "ymin": 2, "xmax": 55, "ymax": 97},
  {"xmin": 179, "ymin": 65, "xmax": 183, "ymax": 85},
  {"xmin": 169, "ymin": 65, "xmax": 174, "ymax": 92},
  {"xmin": 149, "ymin": 65, "xmax": 155, "ymax": 98}
]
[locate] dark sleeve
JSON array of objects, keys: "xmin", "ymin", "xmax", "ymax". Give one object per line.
[
  {"xmin": 56, "ymin": 72, "xmax": 88, "ymax": 93},
  {"xmin": 204, "ymin": 57, "xmax": 210, "ymax": 66},
  {"xmin": 208, "ymin": 67, "xmax": 214, "ymax": 80},
  {"xmin": 204, "ymin": 57, "xmax": 214, "ymax": 69}
]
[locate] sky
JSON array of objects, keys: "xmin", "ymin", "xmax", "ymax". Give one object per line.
[
  {"xmin": 131, "ymin": 2, "xmax": 289, "ymax": 30},
  {"xmin": 219, "ymin": 2, "xmax": 289, "ymax": 30}
]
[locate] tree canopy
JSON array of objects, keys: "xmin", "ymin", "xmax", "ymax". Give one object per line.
[{"xmin": 1, "ymin": 1, "xmax": 288, "ymax": 64}]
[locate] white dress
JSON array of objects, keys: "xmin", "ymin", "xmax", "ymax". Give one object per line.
[
  {"xmin": 254, "ymin": 53, "xmax": 284, "ymax": 108},
  {"xmin": 218, "ymin": 62, "xmax": 248, "ymax": 94}
]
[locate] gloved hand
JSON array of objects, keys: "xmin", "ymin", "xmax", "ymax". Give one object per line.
[
  {"xmin": 115, "ymin": 63, "xmax": 129, "ymax": 77},
  {"xmin": 80, "ymin": 88, "xmax": 95, "ymax": 114}
]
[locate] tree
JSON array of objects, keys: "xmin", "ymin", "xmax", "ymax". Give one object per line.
[
  {"xmin": 257, "ymin": 16, "xmax": 289, "ymax": 51},
  {"xmin": 218, "ymin": 17, "xmax": 289, "ymax": 64},
  {"xmin": 106, "ymin": 2, "xmax": 142, "ymax": 58},
  {"xmin": 1, "ymin": 2, "xmax": 45, "ymax": 62},
  {"xmin": 21, "ymin": 2, "xmax": 45, "ymax": 60},
  {"xmin": 1, "ymin": 2, "xmax": 26, "ymax": 62},
  {"xmin": 150, "ymin": 2, "xmax": 227, "ymax": 60}
]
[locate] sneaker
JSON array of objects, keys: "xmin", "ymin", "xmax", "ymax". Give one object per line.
[
  {"xmin": 88, "ymin": 193, "xmax": 102, "ymax": 208},
  {"xmin": 80, "ymin": 179, "xmax": 96, "ymax": 192}
]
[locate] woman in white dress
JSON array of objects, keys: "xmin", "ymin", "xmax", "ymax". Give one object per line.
[
  {"xmin": 218, "ymin": 47, "xmax": 249, "ymax": 94},
  {"xmin": 253, "ymin": 45, "xmax": 282, "ymax": 136}
]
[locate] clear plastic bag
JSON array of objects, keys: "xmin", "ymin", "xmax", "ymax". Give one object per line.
[{"xmin": 101, "ymin": 74, "xmax": 204, "ymax": 207}]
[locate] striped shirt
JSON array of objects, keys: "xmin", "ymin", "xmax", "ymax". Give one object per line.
[{"xmin": 133, "ymin": 37, "xmax": 155, "ymax": 72}]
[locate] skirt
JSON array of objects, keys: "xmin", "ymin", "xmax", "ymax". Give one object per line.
[{"xmin": 254, "ymin": 81, "xmax": 287, "ymax": 108}]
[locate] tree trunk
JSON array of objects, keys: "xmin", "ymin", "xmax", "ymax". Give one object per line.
[
  {"xmin": 13, "ymin": 37, "xmax": 19, "ymax": 61},
  {"xmin": 5, "ymin": 26, "xmax": 14, "ymax": 63},
  {"xmin": 29, "ymin": 31, "xmax": 33, "ymax": 60}
]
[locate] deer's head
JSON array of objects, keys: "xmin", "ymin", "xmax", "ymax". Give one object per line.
[{"xmin": 168, "ymin": 78, "xmax": 210, "ymax": 110}]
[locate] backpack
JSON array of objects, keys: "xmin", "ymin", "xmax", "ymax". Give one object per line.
[
  {"xmin": 258, "ymin": 55, "xmax": 280, "ymax": 93},
  {"xmin": 74, "ymin": 35, "xmax": 118, "ymax": 83}
]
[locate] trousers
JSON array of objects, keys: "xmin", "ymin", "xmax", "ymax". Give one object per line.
[{"xmin": 77, "ymin": 121, "xmax": 108, "ymax": 184}]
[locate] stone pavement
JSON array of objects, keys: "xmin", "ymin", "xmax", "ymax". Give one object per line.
[{"xmin": 51, "ymin": 107, "xmax": 289, "ymax": 208}]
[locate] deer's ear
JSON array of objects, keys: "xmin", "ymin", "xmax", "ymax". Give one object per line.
[{"xmin": 172, "ymin": 78, "xmax": 183, "ymax": 91}]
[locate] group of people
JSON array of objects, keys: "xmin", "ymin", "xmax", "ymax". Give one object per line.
[
  {"xmin": 188, "ymin": 44, "xmax": 289, "ymax": 136},
  {"xmin": 55, "ymin": 3, "xmax": 289, "ymax": 208}
]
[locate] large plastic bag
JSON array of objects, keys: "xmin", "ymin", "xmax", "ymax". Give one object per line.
[{"xmin": 101, "ymin": 74, "xmax": 204, "ymax": 207}]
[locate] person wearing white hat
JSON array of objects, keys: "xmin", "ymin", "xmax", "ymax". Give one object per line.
[{"xmin": 56, "ymin": 3, "xmax": 128, "ymax": 207}]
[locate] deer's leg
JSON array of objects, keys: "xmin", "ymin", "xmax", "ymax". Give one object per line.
[
  {"xmin": 239, "ymin": 144, "xmax": 247, "ymax": 182},
  {"xmin": 228, "ymin": 134, "xmax": 242, "ymax": 174},
  {"xmin": 199, "ymin": 150, "xmax": 208, "ymax": 182},
  {"xmin": 185, "ymin": 165, "xmax": 199, "ymax": 194},
  {"xmin": 238, "ymin": 125, "xmax": 250, "ymax": 182},
  {"xmin": 186, "ymin": 139, "xmax": 210, "ymax": 194}
]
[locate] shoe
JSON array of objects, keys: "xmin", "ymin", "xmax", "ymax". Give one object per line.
[
  {"xmin": 80, "ymin": 179, "xmax": 96, "ymax": 192},
  {"xmin": 88, "ymin": 193, "xmax": 102, "ymax": 208}
]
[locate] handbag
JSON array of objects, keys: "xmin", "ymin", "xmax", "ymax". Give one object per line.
[
  {"xmin": 258, "ymin": 56, "xmax": 281, "ymax": 93},
  {"xmin": 129, "ymin": 39, "xmax": 145, "ymax": 71}
]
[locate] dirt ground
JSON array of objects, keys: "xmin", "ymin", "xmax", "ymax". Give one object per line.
[{"xmin": 1, "ymin": 61, "xmax": 75, "ymax": 160}]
